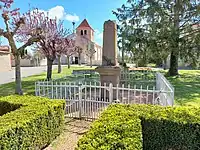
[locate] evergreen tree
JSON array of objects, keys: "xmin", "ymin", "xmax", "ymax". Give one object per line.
[{"xmin": 114, "ymin": 0, "xmax": 200, "ymax": 75}]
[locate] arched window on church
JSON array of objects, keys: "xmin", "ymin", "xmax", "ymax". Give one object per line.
[
  {"xmin": 81, "ymin": 30, "xmax": 83, "ymax": 35},
  {"xmin": 84, "ymin": 30, "xmax": 87, "ymax": 35}
]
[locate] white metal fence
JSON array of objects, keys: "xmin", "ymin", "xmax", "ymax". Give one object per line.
[
  {"xmin": 35, "ymin": 72, "xmax": 174, "ymax": 120},
  {"xmin": 120, "ymin": 71, "xmax": 156, "ymax": 89},
  {"xmin": 156, "ymin": 73, "xmax": 174, "ymax": 106}
]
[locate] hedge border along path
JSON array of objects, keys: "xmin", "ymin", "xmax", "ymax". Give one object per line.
[
  {"xmin": 77, "ymin": 104, "xmax": 200, "ymax": 150},
  {"xmin": 0, "ymin": 95, "xmax": 65, "ymax": 150}
]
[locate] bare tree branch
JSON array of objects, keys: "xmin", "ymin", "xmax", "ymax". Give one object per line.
[
  {"xmin": 2, "ymin": 13, "xmax": 10, "ymax": 33},
  {"xmin": 12, "ymin": 18, "xmax": 25, "ymax": 35},
  {"xmin": 0, "ymin": 28, "xmax": 6, "ymax": 36},
  {"xmin": 18, "ymin": 36, "xmax": 40, "ymax": 52}
]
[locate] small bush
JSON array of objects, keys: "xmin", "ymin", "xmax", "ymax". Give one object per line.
[
  {"xmin": 0, "ymin": 95, "xmax": 65, "ymax": 150},
  {"xmin": 77, "ymin": 104, "xmax": 200, "ymax": 150}
]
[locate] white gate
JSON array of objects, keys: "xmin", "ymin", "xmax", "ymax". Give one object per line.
[{"xmin": 65, "ymin": 83, "xmax": 112, "ymax": 120}]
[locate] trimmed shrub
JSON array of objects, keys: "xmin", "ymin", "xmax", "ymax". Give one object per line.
[
  {"xmin": 0, "ymin": 101, "xmax": 21, "ymax": 116},
  {"xmin": 0, "ymin": 95, "xmax": 65, "ymax": 150},
  {"xmin": 77, "ymin": 104, "xmax": 200, "ymax": 150}
]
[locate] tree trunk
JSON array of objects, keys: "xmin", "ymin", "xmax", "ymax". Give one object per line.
[
  {"xmin": 168, "ymin": 0, "xmax": 180, "ymax": 76},
  {"xmin": 15, "ymin": 55, "xmax": 23, "ymax": 95},
  {"xmin": 57, "ymin": 55, "xmax": 61, "ymax": 73},
  {"xmin": 67, "ymin": 56, "xmax": 70, "ymax": 69},
  {"xmin": 78, "ymin": 53, "xmax": 81, "ymax": 66},
  {"xmin": 47, "ymin": 58, "xmax": 53, "ymax": 81},
  {"xmin": 38, "ymin": 58, "xmax": 40, "ymax": 66},
  {"xmin": 163, "ymin": 58, "xmax": 167, "ymax": 70},
  {"xmin": 168, "ymin": 51, "xmax": 179, "ymax": 76},
  {"xmin": 90, "ymin": 57, "xmax": 92, "ymax": 68},
  {"xmin": 122, "ymin": 36, "xmax": 125, "ymax": 65},
  {"xmin": 144, "ymin": 48, "xmax": 148, "ymax": 67},
  {"xmin": 136, "ymin": 61, "xmax": 138, "ymax": 68}
]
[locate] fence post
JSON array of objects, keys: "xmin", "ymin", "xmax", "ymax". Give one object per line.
[
  {"xmin": 109, "ymin": 83, "xmax": 113, "ymax": 103},
  {"xmin": 156, "ymin": 73, "xmax": 159, "ymax": 90},
  {"xmin": 35, "ymin": 82, "xmax": 38, "ymax": 96},
  {"xmin": 172, "ymin": 87, "xmax": 175, "ymax": 106},
  {"xmin": 51, "ymin": 81, "xmax": 54, "ymax": 99},
  {"xmin": 78, "ymin": 82, "xmax": 82, "ymax": 119}
]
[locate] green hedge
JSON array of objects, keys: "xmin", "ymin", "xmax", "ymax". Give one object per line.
[
  {"xmin": 0, "ymin": 101, "xmax": 21, "ymax": 116},
  {"xmin": 77, "ymin": 104, "xmax": 200, "ymax": 150},
  {"xmin": 0, "ymin": 95, "xmax": 65, "ymax": 150}
]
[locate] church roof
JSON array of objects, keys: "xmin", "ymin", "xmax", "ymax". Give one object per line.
[{"xmin": 77, "ymin": 19, "xmax": 94, "ymax": 31}]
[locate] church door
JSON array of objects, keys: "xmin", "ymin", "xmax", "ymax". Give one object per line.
[{"xmin": 75, "ymin": 57, "xmax": 79, "ymax": 64}]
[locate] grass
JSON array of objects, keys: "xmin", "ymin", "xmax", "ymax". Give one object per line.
[
  {"xmin": 0, "ymin": 66, "xmax": 199, "ymax": 106},
  {"xmin": 0, "ymin": 65, "xmax": 93, "ymax": 96},
  {"xmin": 167, "ymin": 70, "xmax": 200, "ymax": 106}
]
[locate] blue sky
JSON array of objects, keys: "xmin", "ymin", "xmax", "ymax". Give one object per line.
[{"xmin": 0, "ymin": 0, "xmax": 126, "ymax": 47}]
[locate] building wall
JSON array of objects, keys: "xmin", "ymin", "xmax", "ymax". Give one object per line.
[
  {"xmin": 93, "ymin": 44, "xmax": 102, "ymax": 65},
  {"xmin": 0, "ymin": 53, "xmax": 12, "ymax": 72},
  {"xmin": 71, "ymin": 21, "xmax": 102, "ymax": 66},
  {"xmin": 36, "ymin": 58, "xmax": 47, "ymax": 66},
  {"xmin": 12, "ymin": 58, "xmax": 47, "ymax": 67},
  {"xmin": 76, "ymin": 27, "xmax": 94, "ymax": 42},
  {"xmin": 53, "ymin": 55, "xmax": 68, "ymax": 65}
]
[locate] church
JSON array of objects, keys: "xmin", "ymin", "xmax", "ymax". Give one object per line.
[{"xmin": 55, "ymin": 19, "xmax": 103, "ymax": 66}]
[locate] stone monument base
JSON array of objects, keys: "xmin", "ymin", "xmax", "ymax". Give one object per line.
[{"xmin": 95, "ymin": 66, "xmax": 121, "ymax": 100}]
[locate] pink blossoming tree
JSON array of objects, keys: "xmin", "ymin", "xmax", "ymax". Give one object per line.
[
  {"xmin": 0, "ymin": 0, "xmax": 45, "ymax": 95},
  {"xmin": 55, "ymin": 37, "xmax": 76, "ymax": 72},
  {"xmin": 35, "ymin": 19, "xmax": 70, "ymax": 80},
  {"xmin": 19, "ymin": 9, "xmax": 73, "ymax": 79},
  {"xmin": 61, "ymin": 38, "xmax": 76, "ymax": 69}
]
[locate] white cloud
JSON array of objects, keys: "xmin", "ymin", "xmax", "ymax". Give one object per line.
[
  {"xmin": 65, "ymin": 14, "xmax": 79, "ymax": 22},
  {"xmin": 48, "ymin": 6, "xmax": 65, "ymax": 20},
  {"xmin": 38, "ymin": 6, "xmax": 79, "ymax": 22}
]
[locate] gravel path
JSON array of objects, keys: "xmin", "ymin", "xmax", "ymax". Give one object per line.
[{"xmin": 44, "ymin": 118, "xmax": 91, "ymax": 150}]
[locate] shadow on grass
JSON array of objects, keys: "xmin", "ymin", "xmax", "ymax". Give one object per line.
[
  {"xmin": 0, "ymin": 66, "xmax": 94, "ymax": 97},
  {"xmin": 167, "ymin": 70, "xmax": 200, "ymax": 106}
]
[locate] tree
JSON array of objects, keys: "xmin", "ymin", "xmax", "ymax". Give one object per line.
[
  {"xmin": 116, "ymin": 19, "xmax": 152, "ymax": 68},
  {"xmin": 56, "ymin": 37, "xmax": 76, "ymax": 69},
  {"xmin": 86, "ymin": 42, "xmax": 96, "ymax": 68},
  {"xmin": 76, "ymin": 46, "xmax": 83, "ymax": 66},
  {"xmin": 0, "ymin": 0, "xmax": 44, "ymax": 95},
  {"xmin": 114, "ymin": 0, "xmax": 200, "ymax": 76},
  {"xmin": 17, "ymin": 8, "xmax": 69, "ymax": 80},
  {"xmin": 57, "ymin": 54, "xmax": 62, "ymax": 73},
  {"xmin": 33, "ymin": 17, "xmax": 69, "ymax": 80}
]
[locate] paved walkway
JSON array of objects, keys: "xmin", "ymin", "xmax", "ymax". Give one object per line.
[
  {"xmin": 0, "ymin": 66, "xmax": 57, "ymax": 85},
  {"xmin": 44, "ymin": 118, "xmax": 91, "ymax": 150}
]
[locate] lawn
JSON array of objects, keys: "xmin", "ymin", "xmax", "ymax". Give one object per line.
[
  {"xmin": 0, "ymin": 66, "xmax": 93, "ymax": 97},
  {"xmin": 167, "ymin": 70, "xmax": 200, "ymax": 106},
  {"xmin": 0, "ymin": 67, "xmax": 199, "ymax": 106}
]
